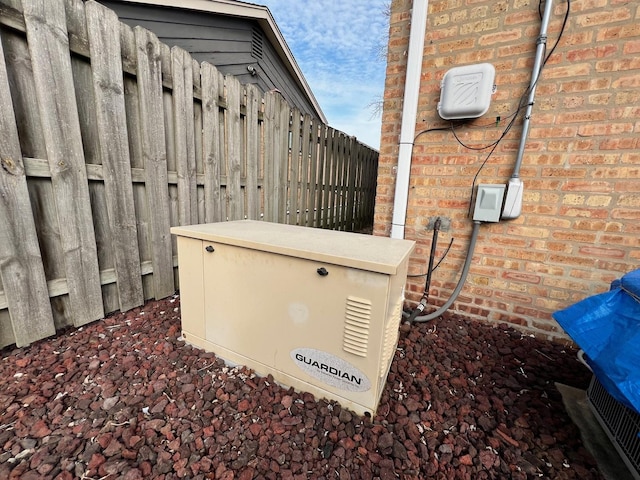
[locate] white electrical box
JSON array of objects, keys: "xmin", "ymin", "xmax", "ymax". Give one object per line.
[
  {"xmin": 170, "ymin": 221, "xmax": 415, "ymax": 416},
  {"xmin": 438, "ymin": 63, "xmax": 495, "ymax": 120}
]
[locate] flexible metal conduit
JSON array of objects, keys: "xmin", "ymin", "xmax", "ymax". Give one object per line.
[{"xmin": 404, "ymin": 221, "xmax": 481, "ymax": 322}]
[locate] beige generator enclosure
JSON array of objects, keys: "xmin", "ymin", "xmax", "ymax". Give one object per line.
[{"xmin": 171, "ymin": 221, "xmax": 415, "ymax": 416}]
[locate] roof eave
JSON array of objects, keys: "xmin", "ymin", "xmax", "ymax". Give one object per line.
[{"xmin": 107, "ymin": 0, "xmax": 327, "ymax": 123}]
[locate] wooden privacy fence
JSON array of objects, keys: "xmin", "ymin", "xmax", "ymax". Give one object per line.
[{"xmin": 0, "ymin": 0, "xmax": 379, "ymax": 348}]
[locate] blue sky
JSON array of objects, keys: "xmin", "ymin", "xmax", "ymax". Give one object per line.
[{"xmin": 259, "ymin": 0, "xmax": 390, "ymax": 150}]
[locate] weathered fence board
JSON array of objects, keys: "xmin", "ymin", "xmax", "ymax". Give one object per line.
[
  {"xmin": 289, "ymin": 108, "xmax": 301, "ymax": 225},
  {"xmin": 245, "ymin": 83, "xmax": 260, "ymax": 220},
  {"xmin": 24, "ymin": 0, "xmax": 104, "ymax": 326},
  {"xmin": 299, "ymin": 114, "xmax": 311, "ymax": 226},
  {"xmin": 172, "ymin": 45, "xmax": 198, "ymax": 226},
  {"xmin": 193, "ymin": 61, "xmax": 204, "ymax": 223},
  {"xmin": 263, "ymin": 92, "xmax": 278, "ymax": 222},
  {"xmin": 276, "ymin": 95, "xmax": 290, "ymax": 224},
  {"xmin": 2, "ymin": 30, "xmax": 44, "ymax": 159},
  {"xmin": 0, "ymin": 0, "xmax": 378, "ymax": 348},
  {"xmin": 312, "ymin": 121, "xmax": 324, "ymax": 228},
  {"xmin": 0, "ymin": 32, "xmax": 55, "ymax": 347},
  {"xmin": 326, "ymin": 129, "xmax": 335, "ymax": 229},
  {"xmin": 336, "ymin": 134, "xmax": 347, "ymax": 230},
  {"xmin": 347, "ymin": 138, "xmax": 357, "ymax": 231},
  {"xmin": 201, "ymin": 62, "xmax": 223, "ymax": 223},
  {"xmin": 86, "ymin": 0, "xmax": 144, "ymax": 312},
  {"xmin": 225, "ymin": 74, "xmax": 243, "ymax": 221},
  {"xmin": 64, "ymin": 0, "xmax": 90, "ymax": 57},
  {"xmin": 134, "ymin": 26, "xmax": 175, "ymax": 299}
]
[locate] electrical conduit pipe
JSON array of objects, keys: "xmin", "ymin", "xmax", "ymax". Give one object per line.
[{"xmin": 501, "ymin": 0, "xmax": 553, "ymax": 219}]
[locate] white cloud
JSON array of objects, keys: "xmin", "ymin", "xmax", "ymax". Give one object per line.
[{"xmin": 260, "ymin": 0, "xmax": 389, "ymax": 149}]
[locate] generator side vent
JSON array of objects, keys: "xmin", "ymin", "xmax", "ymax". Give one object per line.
[
  {"xmin": 588, "ymin": 375, "xmax": 640, "ymax": 479},
  {"xmin": 343, "ymin": 296, "xmax": 371, "ymax": 357},
  {"xmin": 380, "ymin": 298, "xmax": 403, "ymax": 377}
]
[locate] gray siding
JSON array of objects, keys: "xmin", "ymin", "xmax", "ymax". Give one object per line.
[{"xmin": 99, "ymin": 1, "xmax": 319, "ymax": 118}]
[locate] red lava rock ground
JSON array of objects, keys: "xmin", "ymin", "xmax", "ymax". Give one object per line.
[{"xmin": 0, "ymin": 295, "xmax": 603, "ymax": 479}]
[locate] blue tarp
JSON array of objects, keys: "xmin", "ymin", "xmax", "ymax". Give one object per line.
[{"xmin": 553, "ymin": 269, "xmax": 640, "ymax": 414}]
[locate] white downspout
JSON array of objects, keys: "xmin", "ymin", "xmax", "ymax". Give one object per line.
[{"xmin": 390, "ymin": 1, "xmax": 429, "ymax": 239}]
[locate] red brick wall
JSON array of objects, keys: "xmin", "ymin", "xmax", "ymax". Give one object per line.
[{"xmin": 376, "ymin": 0, "xmax": 640, "ymax": 339}]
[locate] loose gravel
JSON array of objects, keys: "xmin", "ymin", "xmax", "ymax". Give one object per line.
[{"xmin": 0, "ymin": 295, "xmax": 602, "ymax": 479}]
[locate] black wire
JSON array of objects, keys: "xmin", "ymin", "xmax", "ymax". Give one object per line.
[
  {"xmin": 407, "ymin": 237, "xmax": 455, "ymax": 277},
  {"xmin": 449, "ymin": 112, "xmax": 520, "ymax": 151},
  {"xmin": 543, "ymin": 0, "xmax": 570, "ymax": 66},
  {"xmin": 450, "ymin": 123, "xmax": 497, "ymax": 151},
  {"xmin": 413, "ymin": 125, "xmax": 455, "ymax": 142}
]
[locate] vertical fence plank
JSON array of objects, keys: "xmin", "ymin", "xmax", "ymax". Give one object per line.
[
  {"xmin": 340, "ymin": 134, "xmax": 349, "ymax": 230},
  {"xmin": 245, "ymin": 83, "xmax": 260, "ymax": 220},
  {"xmin": 365, "ymin": 149, "xmax": 376, "ymax": 228},
  {"xmin": 201, "ymin": 62, "xmax": 222, "ymax": 223},
  {"xmin": 225, "ymin": 75, "xmax": 243, "ymax": 220},
  {"xmin": 299, "ymin": 114, "xmax": 311, "ymax": 226},
  {"xmin": 86, "ymin": 0, "xmax": 144, "ymax": 312},
  {"xmin": 194, "ymin": 64, "xmax": 205, "ymax": 222},
  {"xmin": 341, "ymin": 136, "xmax": 351, "ymax": 230},
  {"xmin": 314, "ymin": 122, "xmax": 326, "ymax": 228},
  {"xmin": 354, "ymin": 144, "xmax": 367, "ymax": 230},
  {"xmin": 24, "ymin": 0, "xmax": 104, "ymax": 326},
  {"xmin": 263, "ymin": 91, "xmax": 289, "ymax": 223},
  {"xmin": 135, "ymin": 26, "xmax": 174, "ymax": 299},
  {"xmin": 192, "ymin": 59, "xmax": 204, "ymax": 223},
  {"xmin": 262, "ymin": 93, "xmax": 276, "ymax": 222},
  {"xmin": 327, "ymin": 129, "xmax": 338, "ymax": 229},
  {"xmin": 336, "ymin": 134, "xmax": 345, "ymax": 230},
  {"xmin": 306, "ymin": 118, "xmax": 319, "ymax": 227},
  {"xmin": 64, "ymin": 0, "xmax": 89, "ymax": 51},
  {"xmin": 366, "ymin": 150, "xmax": 378, "ymax": 227},
  {"xmin": 276, "ymin": 96, "xmax": 290, "ymax": 224},
  {"xmin": 289, "ymin": 108, "xmax": 301, "ymax": 225},
  {"xmin": 361, "ymin": 150, "xmax": 370, "ymax": 229},
  {"xmin": 171, "ymin": 46, "xmax": 197, "ymax": 226},
  {"xmin": 347, "ymin": 138, "xmax": 355, "ymax": 229},
  {"xmin": 316, "ymin": 124, "xmax": 327, "ymax": 228},
  {"xmin": 334, "ymin": 133, "xmax": 342, "ymax": 230},
  {"xmin": 2, "ymin": 29, "xmax": 46, "ymax": 159},
  {"xmin": 320, "ymin": 124, "xmax": 328, "ymax": 227},
  {"xmin": 352, "ymin": 144, "xmax": 360, "ymax": 230},
  {"xmin": 346, "ymin": 137, "xmax": 357, "ymax": 231},
  {"xmin": 0, "ymin": 30, "xmax": 55, "ymax": 347},
  {"xmin": 335, "ymin": 131, "xmax": 344, "ymax": 229}
]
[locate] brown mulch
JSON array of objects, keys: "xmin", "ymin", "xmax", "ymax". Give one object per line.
[{"xmin": 0, "ymin": 296, "xmax": 602, "ymax": 479}]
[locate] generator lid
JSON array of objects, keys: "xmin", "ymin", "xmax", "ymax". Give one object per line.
[{"xmin": 171, "ymin": 220, "xmax": 415, "ymax": 275}]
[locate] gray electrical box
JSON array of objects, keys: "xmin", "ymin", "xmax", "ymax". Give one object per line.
[
  {"xmin": 473, "ymin": 184, "xmax": 506, "ymax": 222},
  {"xmin": 438, "ymin": 63, "xmax": 495, "ymax": 120}
]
